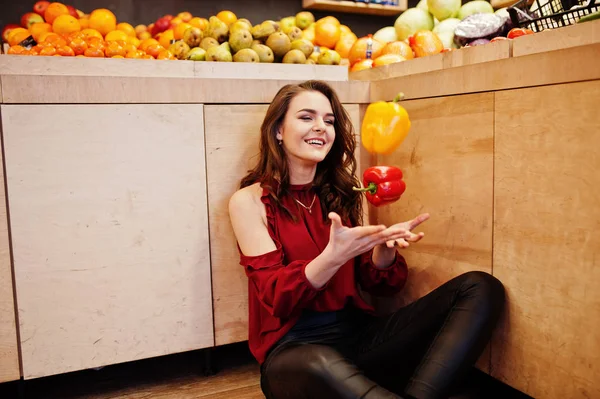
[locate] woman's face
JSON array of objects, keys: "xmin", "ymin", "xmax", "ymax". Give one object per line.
[{"xmin": 276, "ymin": 90, "xmax": 336, "ymax": 167}]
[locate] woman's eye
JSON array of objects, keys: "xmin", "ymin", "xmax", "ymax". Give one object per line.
[
  {"xmin": 300, "ymin": 116, "xmax": 312, "ymax": 121},
  {"xmin": 325, "ymin": 120, "xmax": 334, "ymax": 125}
]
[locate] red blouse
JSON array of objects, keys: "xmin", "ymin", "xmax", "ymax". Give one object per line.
[{"xmin": 238, "ymin": 182, "xmax": 408, "ymax": 365}]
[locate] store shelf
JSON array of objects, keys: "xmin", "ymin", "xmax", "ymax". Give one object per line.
[{"xmin": 302, "ymin": 0, "xmax": 407, "ymax": 16}]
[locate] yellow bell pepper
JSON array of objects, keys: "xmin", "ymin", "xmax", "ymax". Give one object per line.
[{"xmin": 361, "ymin": 93, "xmax": 411, "ymax": 155}]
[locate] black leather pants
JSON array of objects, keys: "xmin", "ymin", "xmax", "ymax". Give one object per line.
[{"xmin": 260, "ymin": 271, "xmax": 505, "ymax": 399}]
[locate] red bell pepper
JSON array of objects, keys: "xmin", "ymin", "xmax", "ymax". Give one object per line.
[{"xmin": 353, "ymin": 166, "xmax": 406, "ymax": 207}]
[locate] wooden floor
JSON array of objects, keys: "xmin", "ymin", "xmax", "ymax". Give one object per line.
[{"xmin": 0, "ymin": 342, "xmax": 532, "ymax": 399}]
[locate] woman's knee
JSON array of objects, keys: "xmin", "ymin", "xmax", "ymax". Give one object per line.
[{"xmin": 457, "ymin": 271, "xmax": 506, "ymax": 309}]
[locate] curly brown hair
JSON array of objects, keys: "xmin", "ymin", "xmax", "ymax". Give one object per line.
[{"xmin": 239, "ymin": 80, "xmax": 363, "ymax": 226}]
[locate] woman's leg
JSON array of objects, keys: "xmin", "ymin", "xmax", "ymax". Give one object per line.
[
  {"xmin": 356, "ymin": 271, "xmax": 505, "ymax": 399},
  {"xmin": 260, "ymin": 343, "xmax": 403, "ymax": 399}
]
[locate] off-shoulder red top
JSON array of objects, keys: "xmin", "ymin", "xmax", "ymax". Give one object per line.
[{"xmin": 238, "ymin": 182, "xmax": 408, "ymax": 364}]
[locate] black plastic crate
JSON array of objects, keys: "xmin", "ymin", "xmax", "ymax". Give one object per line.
[{"xmin": 508, "ymin": 0, "xmax": 599, "ymax": 32}]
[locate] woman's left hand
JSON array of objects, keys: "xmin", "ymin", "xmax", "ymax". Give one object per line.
[{"xmin": 384, "ymin": 213, "xmax": 430, "ymax": 249}]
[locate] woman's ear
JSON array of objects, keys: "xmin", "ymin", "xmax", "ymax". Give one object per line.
[{"xmin": 276, "ymin": 131, "xmax": 282, "ymax": 141}]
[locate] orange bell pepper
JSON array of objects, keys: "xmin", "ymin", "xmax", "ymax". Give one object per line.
[{"xmin": 361, "ymin": 93, "xmax": 411, "ymax": 155}]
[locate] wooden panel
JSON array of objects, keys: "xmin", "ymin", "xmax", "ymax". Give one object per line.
[
  {"xmin": 0, "ymin": 55, "xmax": 348, "ymax": 81},
  {"xmin": 492, "ymin": 81, "xmax": 600, "ymax": 399},
  {"xmin": 0, "ymin": 108, "xmax": 20, "ymax": 383},
  {"xmin": 302, "ymin": 0, "xmax": 407, "ymax": 16},
  {"xmin": 205, "ymin": 104, "xmax": 362, "ymax": 346},
  {"xmin": 374, "ymin": 93, "xmax": 495, "ymax": 372},
  {"xmin": 512, "ymin": 19, "xmax": 600, "ymax": 57},
  {"xmin": 1, "ymin": 104, "xmax": 213, "ymax": 379},
  {"xmin": 350, "ymin": 40, "xmax": 511, "ymax": 82},
  {"xmin": 0, "ymin": 75, "xmax": 369, "ymax": 104},
  {"xmin": 371, "ymin": 43, "xmax": 600, "ymax": 100}
]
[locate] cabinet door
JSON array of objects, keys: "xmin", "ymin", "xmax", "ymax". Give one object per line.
[
  {"xmin": 2, "ymin": 104, "xmax": 213, "ymax": 379},
  {"xmin": 374, "ymin": 93, "xmax": 495, "ymax": 371},
  {"xmin": 493, "ymin": 81, "xmax": 600, "ymax": 399},
  {"xmin": 0, "ymin": 108, "xmax": 20, "ymax": 383},
  {"xmin": 205, "ymin": 104, "xmax": 362, "ymax": 347}
]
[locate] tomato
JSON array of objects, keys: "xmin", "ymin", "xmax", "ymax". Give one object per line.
[
  {"xmin": 507, "ymin": 28, "xmax": 535, "ymax": 39},
  {"xmin": 490, "ymin": 36, "xmax": 509, "ymax": 42}
]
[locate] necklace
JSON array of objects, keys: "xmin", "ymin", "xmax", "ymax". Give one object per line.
[{"xmin": 294, "ymin": 193, "xmax": 317, "ymax": 214}]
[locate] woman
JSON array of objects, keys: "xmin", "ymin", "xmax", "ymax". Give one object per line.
[{"xmin": 229, "ymin": 80, "xmax": 505, "ymax": 399}]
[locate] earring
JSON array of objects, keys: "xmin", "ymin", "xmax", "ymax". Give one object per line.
[{"xmin": 278, "ymin": 140, "xmax": 282, "ymax": 146}]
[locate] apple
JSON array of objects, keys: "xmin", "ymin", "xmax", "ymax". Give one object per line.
[
  {"xmin": 2, "ymin": 24, "xmax": 21, "ymax": 42},
  {"xmin": 32, "ymin": 1, "xmax": 50, "ymax": 16},
  {"xmin": 21, "ymin": 12, "xmax": 44, "ymax": 28},
  {"xmin": 163, "ymin": 14, "xmax": 174, "ymax": 22},
  {"xmin": 66, "ymin": 5, "xmax": 79, "ymax": 18},
  {"xmin": 152, "ymin": 17, "xmax": 170, "ymax": 36}
]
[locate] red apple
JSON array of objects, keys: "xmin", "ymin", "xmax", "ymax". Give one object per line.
[
  {"xmin": 163, "ymin": 14, "xmax": 174, "ymax": 21},
  {"xmin": 152, "ymin": 17, "xmax": 170, "ymax": 36},
  {"xmin": 66, "ymin": 5, "xmax": 78, "ymax": 18},
  {"xmin": 21, "ymin": 12, "xmax": 45, "ymax": 28},
  {"xmin": 32, "ymin": 1, "xmax": 50, "ymax": 16},
  {"xmin": 2, "ymin": 24, "xmax": 21, "ymax": 42}
]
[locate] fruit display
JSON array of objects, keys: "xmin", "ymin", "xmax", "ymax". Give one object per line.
[
  {"xmin": 349, "ymin": 0, "xmax": 539, "ymax": 72},
  {"xmin": 1, "ymin": 1, "xmax": 358, "ymax": 65}
]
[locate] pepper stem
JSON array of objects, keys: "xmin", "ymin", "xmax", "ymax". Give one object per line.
[
  {"xmin": 352, "ymin": 182, "xmax": 377, "ymax": 194},
  {"xmin": 393, "ymin": 92, "xmax": 405, "ymax": 103}
]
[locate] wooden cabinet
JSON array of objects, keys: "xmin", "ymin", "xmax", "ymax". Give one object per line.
[
  {"xmin": 0, "ymin": 109, "xmax": 20, "ymax": 383},
  {"xmin": 492, "ymin": 81, "xmax": 600, "ymax": 399},
  {"xmin": 374, "ymin": 93, "xmax": 495, "ymax": 372},
  {"xmin": 204, "ymin": 104, "xmax": 362, "ymax": 347},
  {"xmin": 1, "ymin": 104, "xmax": 214, "ymax": 379}
]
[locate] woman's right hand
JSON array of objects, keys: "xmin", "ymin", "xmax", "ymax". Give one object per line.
[{"xmin": 322, "ymin": 212, "xmax": 411, "ymax": 267}]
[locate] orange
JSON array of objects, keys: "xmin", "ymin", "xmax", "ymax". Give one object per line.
[
  {"xmin": 80, "ymin": 28, "xmax": 103, "ymax": 41},
  {"xmin": 57, "ymin": 45, "xmax": 75, "ymax": 56},
  {"xmin": 145, "ymin": 43, "xmax": 164, "ymax": 58},
  {"xmin": 86, "ymin": 36, "xmax": 105, "ymax": 51},
  {"xmin": 69, "ymin": 37, "xmax": 88, "ymax": 55},
  {"xmin": 373, "ymin": 53, "xmax": 405, "ymax": 67},
  {"xmin": 216, "ymin": 10, "xmax": 237, "ymax": 25},
  {"xmin": 45, "ymin": 3, "xmax": 69, "ymax": 25},
  {"xmin": 314, "ymin": 22, "xmax": 340, "ymax": 49},
  {"xmin": 83, "ymin": 47, "xmax": 104, "ymax": 57},
  {"xmin": 340, "ymin": 25, "xmax": 352, "ymax": 35},
  {"xmin": 7, "ymin": 45, "xmax": 26, "ymax": 55},
  {"xmin": 111, "ymin": 55, "xmax": 124, "ymax": 58},
  {"xmin": 177, "ymin": 12, "xmax": 193, "ymax": 22},
  {"xmin": 317, "ymin": 16, "xmax": 340, "ymax": 27},
  {"xmin": 104, "ymin": 30, "xmax": 128, "ymax": 42},
  {"xmin": 157, "ymin": 49, "xmax": 176, "ymax": 60},
  {"xmin": 141, "ymin": 54, "xmax": 153, "ymax": 59},
  {"xmin": 135, "ymin": 24, "xmax": 147, "ymax": 35},
  {"xmin": 89, "ymin": 9, "xmax": 117, "ymax": 36},
  {"xmin": 139, "ymin": 38, "xmax": 158, "ymax": 52},
  {"xmin": 79, "ymin": 18, "xmax": 89, "ymax": 29},
  {"xmin": 381, "ymin": 41, "xmax": 414, "ymax": 60},
  {"xmin": 138, "ymin": 31, "xmax": 151, "ymax": 41},
  {"xmin": 125, "ymin": 49, "xmax": 143, "ymax": 58},
  {"xmin": 8, "ymin": 29, "xmax": 31, "ymax": 46},
  {"xmin": 334, "ymin": 32, "xmax": 357, "ymax": 59},
  {"xmin": 121, "ymin": 42, "xmax": 137, "ymax": 53},
  {"xmin": 39, "ymin": 46, "xmax": 57, "ymax": 56},
  {"xmin": 38, "ymin": 31, "xmax": 59, "ymax": 43},
  {"xmin": 30, "ymin": 23, "xmax": 53, "ymax": 42},
  {"xmin": 173, "ymin": 22, "xmax": 191, "ymax": 40},
  {"xmin": 116, "ymin": 22, "xmax": 136, "ymax": 37},
  {"xmin": 348, "ymin": 36, "xmax": 384, "ymax": 66},
  {"xmin": 158, "ymin": 29, "xmax": 174, "ymax": 48},
  {"xmin": 45, "ymin": 34, "xmax": 67, "ymax": 48},
  {"xmin": 104, "ymin": 41, "xmax": 126, "ymax": 57},
  {"xmin": 126, "ymin": 36, "xmax": 140, "ymax": 48},
  {"xmin": 170, "ymin": 17, "xmax": 183, "ymax": 27},
  {"xmin": 53, "ymin": 15, "xmax": 81, "ymax": 35},
  {"xmin": 189, "ymin": 17, "xmax": 208, "ymax": 31}
]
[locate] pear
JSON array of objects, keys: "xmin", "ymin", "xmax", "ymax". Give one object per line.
[
  {"xmin": 287, "ymin": 27, "xmax": 303, "ymax": 42},
  {"xmin": 251, "ymin": 39, "xmax": 262, "ymax": 47},
  {"xmin": 282, "ymin": 49, "xmax": 306, "ymax": 64},
  {"xmin": 169, "ymin": 40, "xmax": 191, "ymax": 60},
  {"xmin": 265, "ymin": 20, "xmax": 280, "ymax": 32},
  {"xmin": 251, "ymin": 43, "xmax": 275, "ymax": 63},
  {"xmin": 233, "ymin": 48, "xmax": 260, "ymax": 63},
  {"xmin": 317, "ymin": 49, "xmax": 341, "ymax": 65},
  {"xmin": 183, "ymin": 27, "xmax": 203, "ymax": 48},
  {"xmin": 305, "ymin": 58, "xmax": 316, "ymax": 65},
  {"xmin": 295, "ymin": 11, "xmax": 315, "ymax": 30},
  {"xmin": 266, "ymin": 31, "xmax": 291, "ymax": 58},
  {"xmin": 200, "ymin": 37, "xmax": 219, "ymax": 51},
  {"xmin": 251, "ymin": 21, "xmax": 276, "ymax": 40},
  {"xmin": 187, "ymin": 47, "xmax": 206, "ymax": 61},
  {"xmin": 206, "ymin": 42, "xmax": 232, "ymax": 62},
  {"xmin": 290, "ymin": 39, "xmax": 314, "ymax": 58},
  {"xmin": 230, "ymin": 19, "xmax": 252, "ymax": 34},
  {"xmin": 280, "ymin": 16, "xmax": 296, "ymax": 33},
  {"xmin": 229, "ymin": 29, "xmax": 253, "ymax": 53},
  {"xmin": 206, "ymin": 16, "xmax": 229, "ymax": 43}
]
